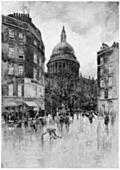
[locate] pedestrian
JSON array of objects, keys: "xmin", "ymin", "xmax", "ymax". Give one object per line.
[
  {"xmin": 82, "ymin": 111, "xmax": 85, "ymax": 117},
  {"xmin": 65, "ymin": 116, "xmax": 70, "ymax": 131},
  {"xmin": 30, "ymin": 120, "xmax": 37, "ymax": 132},
  {"xmin": 111, "ymin": 115, "xmax": 115, "ymax": 126},
  {"xmin": 104, "ymin": 114, "xmax": 109, "ymax": 126},
  {"xmin": 59, "ymin": 115, "xmax": 64, "ymax": 131},
  {"xmin": 70, "ymin": 111, "xmax": 74, "ymax": 120},
  {"xmin": 17, "ymin": 120, "xmax": 22, "ymax": 128},
  {"xmin": 24, "ymin": 117, "xmax": 28, "ymax": 128},
  {"xmin": 52, "ymin": 112, "xmax": 55, "ymax": 121},
  {"xmin": 76, "ymin": 112, "xmax": 79, "ymax": 119},
  {"xmin": 56, "ymin": 108, "xmax": 59, "ymax": 116},
  {"xmin": 89, "ymin": 112, "xmax": 94, "ymax": 124},
  {"xmin": 104, "ymin": 114, "xmax": 109, "ymax": 135},
  {"xmin": 4, "ymin": 113, "xmax": 7, "ymax": 123}
]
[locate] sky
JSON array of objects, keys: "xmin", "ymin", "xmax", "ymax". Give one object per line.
[{"xmin": 1, "ymin": 1, "xmax": 119, "ymax": 78}]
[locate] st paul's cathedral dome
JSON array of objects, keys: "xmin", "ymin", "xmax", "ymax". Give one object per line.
[{"xmin": 47, "ymin": 26, "xmax": 80, "ymax": 77}]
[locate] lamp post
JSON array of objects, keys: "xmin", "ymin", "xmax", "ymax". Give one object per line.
[{"xmin": 51, "ymin": 89, "xmax": 52, "ymax": 115}]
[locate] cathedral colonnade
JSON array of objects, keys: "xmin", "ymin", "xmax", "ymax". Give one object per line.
[{"xmin": 48, "ymin": 60, "xmax": 79, "ymax": 76}]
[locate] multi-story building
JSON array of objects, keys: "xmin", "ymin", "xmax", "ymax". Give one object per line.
[
  {"xmin": 97, "ymin": 42, "xmax": 119, "ymax": 117},
  {"xmin": 2, "ymin": 13, "xmax": 45, "ymax": 112}
]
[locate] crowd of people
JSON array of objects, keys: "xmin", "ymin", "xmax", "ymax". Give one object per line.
[{"xmin": 2, "ymin": 105, "xmax": 114, "ymax": 140}]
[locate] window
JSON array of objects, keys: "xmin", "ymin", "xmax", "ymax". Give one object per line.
[
  {"xmin": 100, "ymin": 90, "xmax": 104, "ymax": 99},
  {"xmin": 19, "ymin": 56, "xmax": 23, "ymax": 59},
  {"xmin": 105, "ymin": 89, "xmax": 108, "ymax": 98},
  {"xmin": 109, "ymin": 55, "xmax": 113, "ymax": 63},
  {"xmin": 108, "ymin": 77, "xmax": 112, "ymax": 87},
  {"xmin": 8, "ymin": 63, "xmax": 14, "ymax": 75},
  {"xmin": 34, "ymin": 40, "xmax": 37, "ymax": 46},
  {"xmin": 19, "ymin": 33, "xmax": 24, "ymax": 40},
  {"xmin": 19, "ymin": 47, "xmax": 24, "ymax": 54},
  {"xmin": 39, "ymin": 58, "xmax": 41, "ymax": 67},
  {"xmin": 2, "ymin": 84, "xmax": 8, "ymax": 96},
  {"xmin": 108, "ymin": 89, "xmax": 112, "ymax": 99},
  {"xmin": 109, "ymin": 64, "xmax": 113, "ymax": 74},
  {"xmin": 8, "ymin": 84, "xmax": 13, "ymax": 96},
  {"xmin": 100, "ymin": 79, "xmax": 105, "ymax": 88},
  {"xmin": 42, "ymin": 76, "xmax": 44, "ymax": 85},
  {"xmin": 39, "ymin": 70, "xmax": 41, "ymax": 79},
  {"xmin": 18, "ymin": 64, "xmax": 23, "ymax": 75},
  {"xmin": 34, "ymin": 68, "xmax": 37, "ymax": 80},
  {"xmin": 100, "ymin": 57, "xmax": 104, "ymax": 65},
  {"xmin": 100, "ymin": 68, "xmax": 103, "ymax": 76},
  {"xmin": 18, "ymin": 47, "xmax": 24, "ymax": 59},
  {"xmin": 33, "ymin": 84, "xmax": 37, "ymax": 96},
  {"xmin": 34, "ymin": 53, "xmax": 37, "ymax": 63},
  {"xmin": 18, "ymin": 84, "xmax": 22, "ymax": 97},
  {"xmin": 42, "ymin": 62, "xmax": 45, "ymax": 71},
  {"xmin": 9, "ymin": 47, "xmax": 15, "ymax": 58},
  {"xmin": 9, "ymin": 29, "xmax": 14, "ymax": 38}
]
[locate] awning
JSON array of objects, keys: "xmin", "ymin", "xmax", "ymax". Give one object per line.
[
  {"xmin": 2, "ymin": 102, "xmax": 21, "ymax": 107},
  {"xmin": 35, "ymin": 101, "xmax": 42, "ymax": 107},
  {"xmin": 25, "ymin": 101, "xmax": 38, "ymax": 107}
]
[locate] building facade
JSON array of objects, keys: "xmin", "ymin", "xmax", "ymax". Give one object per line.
[
  {"xmin": 97, "ymin": 42, "xmax": 119, "ymax": 117},
  {"xmin": 2, "ymin": 13, "xmax": 45, "ymax": 111},
  {"xmin": 47, "ymin": 26, "xmax": 80, "ymax": 77}
]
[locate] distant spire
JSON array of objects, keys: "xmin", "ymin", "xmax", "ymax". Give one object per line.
[{"xmin": 61, "ymin": 26, "xmax": 66, "ymax": 42}]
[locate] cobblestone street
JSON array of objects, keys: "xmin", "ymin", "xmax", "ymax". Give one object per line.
[{"xmin": 2, "ymin": 114, "xmax": 118, "ymax": 168}]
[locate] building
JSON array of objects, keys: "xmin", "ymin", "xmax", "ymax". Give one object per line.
[
  {"xmin": 45, "ymin": 27, "xmax": 97, "ymax": 113},
  {"xmin": 47, "ymin": 26, "xmax": 80, "ymax": 77},
  {"xmin": 2, "ymin": 13, "xmax": 45, "ymax": 112},
  {"xmin": 97, "ymin": 42, "xmax": 119, "ymax": 117}
]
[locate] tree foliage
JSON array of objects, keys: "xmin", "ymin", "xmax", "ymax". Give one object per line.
[{"xmin": 45, "ymin": 72, "xmax": 97, "ymax": 114}]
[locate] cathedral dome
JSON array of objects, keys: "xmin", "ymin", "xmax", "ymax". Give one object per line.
[
  {"xmin": 47, "ymin": 26, "xmax": 80, "ymax": 77},
  {"xmin": 51, "ymin": 26, "xmax": 75, "ymax": 56},
  {"xmin": 52, "ymin": 41, "xmax": 75, "ymax": 55}
]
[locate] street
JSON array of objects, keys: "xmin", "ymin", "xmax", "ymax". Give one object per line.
[{"xmin": 2, "ymin": 114, "xmax": 118, "ymax": 168}]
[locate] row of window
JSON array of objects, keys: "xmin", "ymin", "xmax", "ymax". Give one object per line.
[
  {"xmin": 9, "ymin": 29, "xmax": 24, "ymax": 40},
  {"xmin": 100, "ymin": 77, "xmax": 112, "ymax": 88},
  {"xmin": 100, "ymin": 88, "xmax": 112, "ymax": 99},
  {"xmin": 99, "ymin": 56, "xmax": 113, "ymax": 65},
  {"xmin": 98, "ymin": 55, "xmax": 113, "ymax": 66},
  {"xmin": 8, "ymin": 63, "xmax": 24, "ymax": 75},
  {"xmin": 33, "ymin": 68, "xmax": 44, "ymax": 84},
  {"xmin": 33, "ymin": 52, "xmax": 43, "ymax": 68},
  {"xmin": 9, "ymin": 29, "xmax": 38, "ymax": 47},
  {"xmin": 8, "ymin": 83, "xmax": 23, "ymax": 97},
  {"xmin": 99, "ymin": 64, "xmax": 113, "ymax": 76},
  {"xmin": 9, "ymin": 46, "xmax": 24, "ymax": 59},
  {"xmin": 9, "ymin": 47, "xmax": 44, "ymax": 69},
  {"xmin": 8, "ymin": 63, "xmax": 43, "ymax": 81},
  {"xmin": 3, "ymin": 82, "xmax": 44, "ymax": 97}
]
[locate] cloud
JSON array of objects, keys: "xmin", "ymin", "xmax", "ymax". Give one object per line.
[
  {"xmin": 1, "ymin": 1, "xmax": 119, "ymax": 78},
  {"xmin": 30, "ymin": 1, "xmax": 119, "ymax": 42}
]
